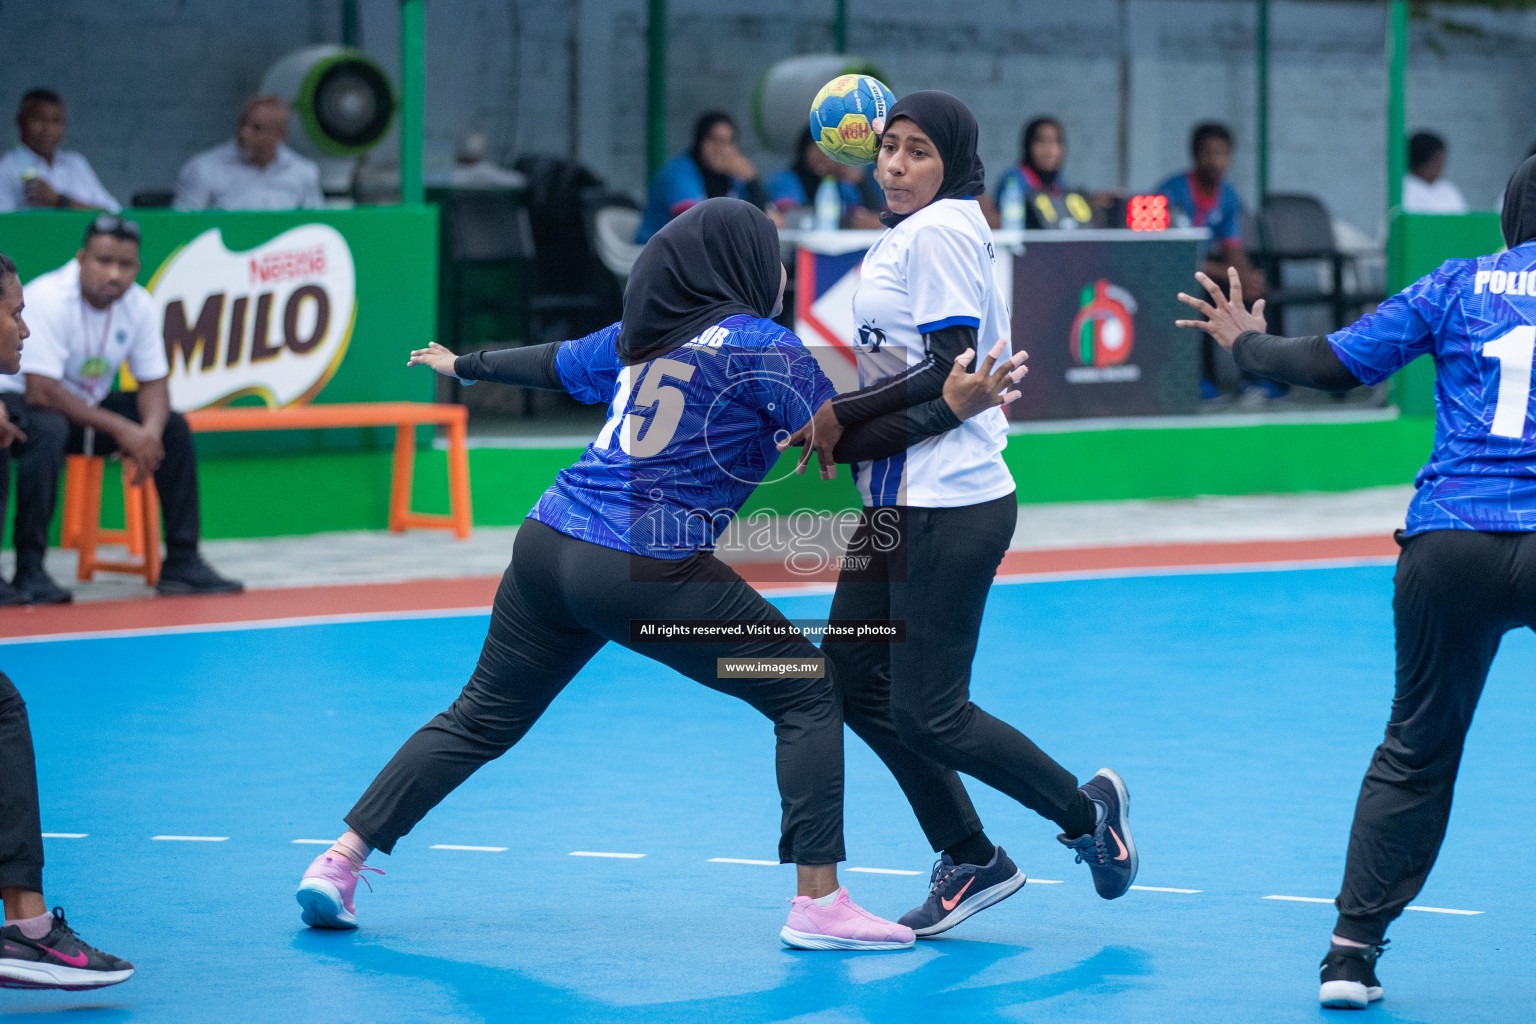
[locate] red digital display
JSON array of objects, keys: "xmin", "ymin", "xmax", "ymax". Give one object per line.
[{"xmin": 1127, "ymin": 194, "xmax": 1169, "ymax": 232}]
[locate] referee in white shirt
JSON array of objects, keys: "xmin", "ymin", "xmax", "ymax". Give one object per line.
[
  {"xmin": 173, "ymin": 96, "xmax": 324, "ymax": 212},
  {"xmin": 0, "ymin": 217, "xmax": 241, "ymax": 603},
  {"xmin": 0, "ymin": 90, "xmax": 121, "ymax": 213}
]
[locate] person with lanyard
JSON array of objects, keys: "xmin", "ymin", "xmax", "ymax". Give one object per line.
[
  {"xmin": 982, "ymin": 116, "xmax": 1095, "ymax": 230},
  {"xmin": 1175, "ymin": 155, "xmax": 1536, "ymax": 1010},
  {"xmin": 768, "ymin": 126, "xmax": 884, "ymax": 229},
  {"xmin": 0, "ymin": 90, "xmax": 121, "ymax": 213},
  {"xmin": 635, "ymin": 111, "xmax": 768, "ymax": 243},
  {"xmin": 781, "ymin": 92, "xmax": 1138, "ymax": 940},
  {"xmin": 293, "ymin": 198, "xmax": 1025, "ymax": 951},
  {"xmin": 0, "ymin": 251, "xmax": 134, "ymax": 991},
  {"xmin": 0, "ymin": 216, "xmax": 242, "ymax": 603}
]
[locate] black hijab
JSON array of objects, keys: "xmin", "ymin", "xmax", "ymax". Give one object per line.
[
  {"xmin": 1502, "ymin": 154, "xmax": 1536, "ymax": 249},
  {"xmin": 1021, "ymin": 116, "xmax": 1063, "ymax": 189},
  {"xmin": 617, "ymin": 197, "xmax": 780, "ymax": 364},
  {"xmin": 878, "ymin": 90, "xmax": 986, "ymax": 228},
  {"xmin": 691, "ymin": 111, "xmax": 737, "ymax": 200}
]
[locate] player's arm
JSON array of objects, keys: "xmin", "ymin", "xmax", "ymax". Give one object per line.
[{"xmin": 829, "ymin": 322, "xmax": 977, "ymax": 424}]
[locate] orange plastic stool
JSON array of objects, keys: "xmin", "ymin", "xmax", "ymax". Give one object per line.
[{"xmin": 60, "ymin": 455, "xmax": 162, "ymax": 584}]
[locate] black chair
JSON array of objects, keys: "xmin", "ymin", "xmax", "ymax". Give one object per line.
[
  {"xmin": 514, "ymin": 156, "xmax": 626, "ymax": 348},
  {"xmin": 1252, "ymin": 193, "xmax": 1384, "ymax": 335}
]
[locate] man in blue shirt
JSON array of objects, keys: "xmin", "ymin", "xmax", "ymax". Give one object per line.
[
  {"xmin": 1158, "ymin": 123, "xmax": 1267, "ymax": 398},
  {"xmin": 1176, "ymin": 153, "xmax": 1536, "ymax": 1009}
]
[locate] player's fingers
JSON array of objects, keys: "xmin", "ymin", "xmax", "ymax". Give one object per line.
[
  {"xmin": 1176, "ymin": 292, "xmax": 1216, "ymax": 317},
  {"xmin": 1252, "ymin": 298, "xmax": 1267, "ymax": 321},
  {"xmin": 951, "ymin": 348, "xmax": 976, "ymax": 373},
  {"xmin": 999, "ymin": 389, "xmax": 1021, "ymax": 406},
  {"xmin": 1193, "ymin": 271, "xmax": 1228, "ymax": 308},
  {"xmin": 1007, "ymin": 364, "xmax": 1028, "ymax": 383},
  {"xmin": 978, "ymin": 337, "xmax": 1006, "ymax": 377},
  {"xmin": 1174, "ymin": 318, "xmax": 1217, "ymax": 336},
  {"xmin": 1226, "ymin": 265, "xmax": 1244, "ymax": 310}
]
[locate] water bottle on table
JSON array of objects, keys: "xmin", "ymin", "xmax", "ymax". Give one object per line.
[{"xmin": 814, "ymin": 176, "xmax": 841, "ymax": 231}]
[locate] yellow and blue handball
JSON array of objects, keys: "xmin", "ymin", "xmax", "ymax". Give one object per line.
[{"xmin": 809, "ymin": 74, "xmax": 896, "ymax": 166}]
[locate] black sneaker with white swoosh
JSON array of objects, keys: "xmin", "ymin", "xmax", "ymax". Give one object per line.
[
  {"xmin": 1058, "ymin": 768, "xmax": 1138, "ymax": 899},
  {"xmin": 0, "ymin": 907, "xmax": 134, "ymax": 990}
]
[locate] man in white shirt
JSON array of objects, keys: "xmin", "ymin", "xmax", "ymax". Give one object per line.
[
  {"xmin": 0, "ymin": 217, "xmax": 241, "ymax": 603},
  {"xmin": 1402, "ymin": 131, "xmax": 1469, "ymax": 214},
  {"xmin": 0, "ymin": 90, "xmax": 121, "ymax": 213},
  {"xmin": 173, "ymin": 96, "xmax": 324, "ymax": 211}
]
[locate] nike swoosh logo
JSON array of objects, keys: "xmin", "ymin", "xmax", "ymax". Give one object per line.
[
  {"xmin": 37, "ymin": 943, "xmax": 89, "ymax": 967},
  {"xmin": 1109, "ymin": 826, "xmax": 1129, "ymax": 862},
  {"xmin": 940, "ymin": 877, "xmax": 975, "ymax": 911}
]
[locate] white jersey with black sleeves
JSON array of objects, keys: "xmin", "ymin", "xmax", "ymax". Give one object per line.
[{"xmin": 848, "ymin": 198, "xmax": 1014, "ymax": 507}]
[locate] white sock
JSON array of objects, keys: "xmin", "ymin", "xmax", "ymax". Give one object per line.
[{"xmin": 811, "ymin": 889, "xmax": 841, "ymax": 907}]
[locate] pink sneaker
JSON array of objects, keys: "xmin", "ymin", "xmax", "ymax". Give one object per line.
[
  {"xmin": 780, "ymin": 888, "xmax": 916, "ymax": 950},
  {"xmin": 296, "ymin": 853, "xmax": 382, "ymax": 929}
]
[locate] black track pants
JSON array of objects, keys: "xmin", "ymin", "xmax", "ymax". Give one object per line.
[
  {"xmin": 346, "ymin": 518, "xmax": 845, "ymax": 865},
  {"xmin": 825, "ymin": 493, "xmax": 1097, "ymax": 851},
  {"xmin": 1334, "ymin": 529, "xmax": 1536, "ymax": 944},
  {"xmin": 0, "ymin": 671, "xmax": 44, "ymax": 893}
]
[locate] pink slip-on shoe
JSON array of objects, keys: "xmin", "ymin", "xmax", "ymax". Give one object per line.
[
  {"xmin": 296, "ymin": 853, "xmax": 382, "ymax": 930},
  {"xmin": 780, "ymin": 888, "xmax": 915, "ymax": 950}
]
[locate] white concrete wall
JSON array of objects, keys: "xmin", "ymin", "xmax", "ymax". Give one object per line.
[{"xmin": 1, "ymin": 0, "xmax": 1533, "ymax": 233}]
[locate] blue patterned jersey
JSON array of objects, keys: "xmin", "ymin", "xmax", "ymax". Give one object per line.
[
  {"xmin": 1327, "ymin": 242, "xmax": 1536, "ymax": 533},
  {"xmin": 528, "ymin": 315, "xmax": 837, "ymax": 558}
]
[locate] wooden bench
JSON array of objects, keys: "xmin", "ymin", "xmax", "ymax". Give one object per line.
[{"xmin": 185, "ymin": 401, "xmax": 473, "ymax": 540}]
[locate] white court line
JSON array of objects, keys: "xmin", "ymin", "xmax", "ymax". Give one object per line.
[
  {"xmin": 291, "ymin": 839, "xmax": 333, "ymax": 845},
  {"xmin": 570, "ymin": 851, "xmax": 645, "ymax": 859},
  {"xmin": 1264, "ymin": 895, "xmax": 1333, "ymax": 904},
  {"xmin": 0, "ymin": 606, "xmax": 492, "ymax": 646},
  {"xmin": 709, "ymin": 858, "xmax": 780, "ymax": 866},
  {"xmin": 152, "ymin": 835, "xmax": 228, "ymax": 842},
  {"xmin": 41, "ymin": 833, "xmax": 87, "ymax": 839},
  {"xmin": 1025, "ymin": 878, "xmax": 1064, "ymax": 884},
  {"xmin": 847, "ymin": 867, "xmax": 922, "ymax": 876},
  {"xmin": 431, "ymin": 844, "xmax": 507, "ymax": 852},
  {"xmin": 1407, "ymin": 905, "xmax": 1483, "ymax": 916},
  {"xmin": 1131, "ymin": 885, "xmax": 1202, "ymax": 894}
]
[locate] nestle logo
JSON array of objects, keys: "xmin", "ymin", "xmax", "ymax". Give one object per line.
[{"xmin": 249, "ymin": 246, "xmax": 327, "ymax": 285}]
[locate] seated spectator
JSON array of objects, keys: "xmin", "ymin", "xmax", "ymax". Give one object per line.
[
  {"xmin": 1403, "ymin": 131, "xmax": 1468, "ymax": 214},
  {"xmin": 0, "ymin": 216, "xmax": 242, "ymax": 603},
  {"xmin": 173, "ymin": 96, "xmax": 323, "ymax": 211},
  {"xmin": 767, "ymin": 126, "xmax": 883, "ymax": 229},
  {"xmin": 0, "ymin": 89, "xmax": 120, "ymax": 213},
  {"xmin": 636, "ymin": 111, "xmax": 767, "ymax": 242},
  {"xmin": 1156, "ymin": 122, "xmax": 1265, "ymax": 400},
  {"xmin": 983, "ymin": 116, "xmax": 1099, "ymax": 230},
  {"xmin": 442, "ymin": 132, "xmax": 525, "ymax": 188}
]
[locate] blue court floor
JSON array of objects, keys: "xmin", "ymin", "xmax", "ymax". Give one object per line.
[{"xmin": 2, "ymin": 564, "xmax": 1533, "ymax": 1023}]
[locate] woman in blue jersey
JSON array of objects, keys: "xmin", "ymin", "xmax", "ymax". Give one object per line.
[
  {"xmin": 786, "ymin": 92, "xmax": 1139, "ymax": 939},
  {"xmin": 1177, "ymin": 155, "xmax": 1536, "ymax": 1010},
  {"xmin": 291, "ymin": 198, "xmax": 1023, "ymax": 951}
]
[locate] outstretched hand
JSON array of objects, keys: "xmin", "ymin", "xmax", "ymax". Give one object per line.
[
  {"xmin": 943, "ymin": 337, "xmax": 1028, "ymax": 420},
  {"xmin": 1175, "ymin": 265, "xmax": 1267, "ymax": 350},
  {"xmin": 407, "ymin": 341, "xmax": 459, "ymax": 376},
  {"xmin": 778, "ymin": 399, "xmax": 843, "ymax": 481}
]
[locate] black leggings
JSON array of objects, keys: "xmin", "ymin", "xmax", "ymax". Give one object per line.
[
  {"xmin": 0, "ymin": 671, "xmax": 44, "ymax": 894},
  {"xmin": 1335, "ymin": 529, "xmax": 1536, "ymax": 944},
  {"xmin": 824, "ymin": 493, "xmax": 1096, "ymax": 852},
  {"xmin": 346, "ymin": 518, "xmax": 845, "ymax": 865}
]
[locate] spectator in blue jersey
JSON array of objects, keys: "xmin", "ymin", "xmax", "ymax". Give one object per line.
[
  {"xmin": 635, "ymin": 112, "xmax": 768, "ymax": 242},
  {"xmin": 1157, "ymin": 122, "xmax": 1265, "ymax": 398},
  {"xmin": 981, "ymin": 116, "xmax": 1101, "ymax": 230},
  {"xmin": 1176, "ymin": 154, "xmax": 1536, "ymax": 1010},
  {"xmin": 768, "ymin": 127, "xmax": 885, "ymax": 230},
  {"xmin": 294, "ymin": 197, "xmax": 1024, "ymax": 951}
]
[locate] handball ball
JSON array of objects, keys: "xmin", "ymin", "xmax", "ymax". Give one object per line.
[{"xmin": 809, "ymin": 74, "xmax": 896, "ymax": 166}]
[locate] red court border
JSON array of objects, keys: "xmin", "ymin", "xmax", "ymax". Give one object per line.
[{"xmin": 0, "ymin": 534, "xmax": 1399, "ymax": 642}]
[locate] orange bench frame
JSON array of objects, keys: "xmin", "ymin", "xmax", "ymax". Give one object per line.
[
  {"xmin": 62, "ymin": 455, "xmax": 163, "ymax": 583},
  {"xmin": 184, "ymin": 402, "xmax": 473, "ymax": 540}
]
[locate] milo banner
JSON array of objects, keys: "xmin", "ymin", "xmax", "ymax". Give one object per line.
[
  {"xmin": 1006, "ymin": 231, "xmax": 1204, "ymax": 420},
  {"xmin": 0, "ymin": 207, "xmax": 436, "ymax": 452}
]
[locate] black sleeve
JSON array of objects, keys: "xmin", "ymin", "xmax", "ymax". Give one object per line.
[
  {"xmin": 832, "ymin": 396, "xmax": 962, "ymax": 463},
  {"xmin": 830, "ymin": 323, "xmax": 977, "ymax": 426},
  {"xmin": 453, "ymin": 342, "xmax": 564, "ymax": 391},
  {"xmin": 1231, "ymin": 331, "xmax": 1364, "ymax": 393},
  {"xmin": 744, "ymin": 178, "xmax": 770, "ymax": 211}
]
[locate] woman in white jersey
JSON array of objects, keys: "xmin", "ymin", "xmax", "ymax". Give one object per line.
[{"xmin": 810, "ymin": 92, "xmax": 1138, "ymax": 937}]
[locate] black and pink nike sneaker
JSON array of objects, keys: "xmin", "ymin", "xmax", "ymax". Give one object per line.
[
  {"xmin": 0, "ymin": 907, "xmax": 134, "ymax": 990},
  {"xmin": 1059, "ymin": 768, "xmax": 1138, "ymax": 899}
]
